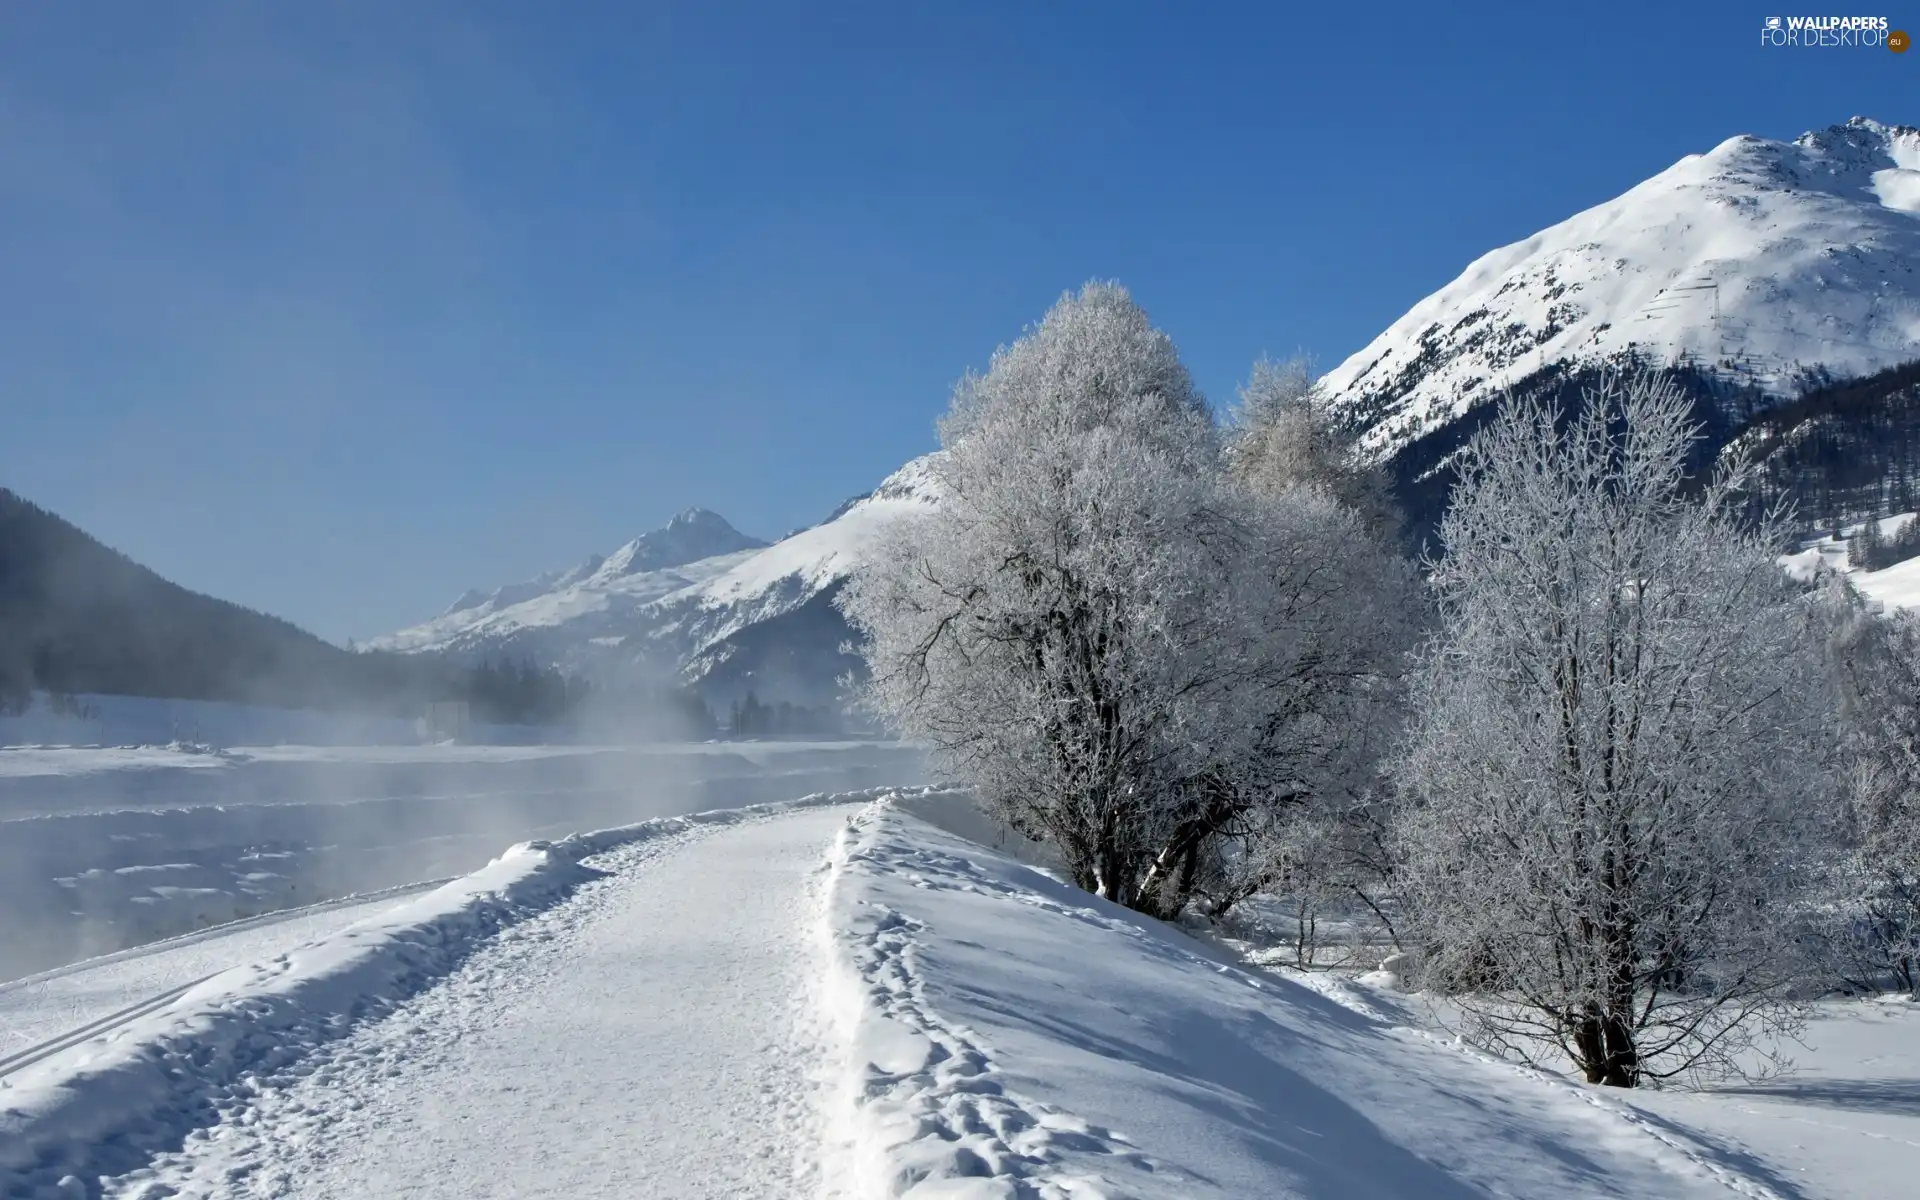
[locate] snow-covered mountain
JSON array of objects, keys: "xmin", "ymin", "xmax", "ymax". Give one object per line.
[
  {"xmin": 369, "ymin": 460, "xmax": 942, "ymax": 703},
  {"xmin": 1324, "ymin": 117, "xmax": 1920, "ymax": 463},
  {"xmin": 427, "ymin": 508, "xmax": 766, "ymax": 627}
]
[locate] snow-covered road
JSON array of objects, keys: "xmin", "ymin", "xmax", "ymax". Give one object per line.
[{"xmin": 103, "ymin": 805, "xmax": 854, "ymax": 1200}]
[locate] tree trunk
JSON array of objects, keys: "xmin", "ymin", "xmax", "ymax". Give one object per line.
[
  {"xmin": 1570, "ymin": 1007, "xmax": 1608, "ymax": 1084},
  {"xmin": 1596, "ymin": 1009, "xmax": 1640, "ymax": 1087}
]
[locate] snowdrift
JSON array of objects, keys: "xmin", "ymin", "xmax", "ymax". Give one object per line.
[{"xmin": 821, "ymin": 796, "xmax": 1767, "ymax": 1199}]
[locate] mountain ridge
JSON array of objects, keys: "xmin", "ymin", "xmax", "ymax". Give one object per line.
[
  {"xmin": 369, "ymin": 458, "xmax": 943, "ymax": 704},
  {"xmin": 1322, "ymin": 116, "xmax": 1920, "ymax": 465},
  {"xmin": 379, "ymin": 116, "xmax": 1920, "ymax": 694}
]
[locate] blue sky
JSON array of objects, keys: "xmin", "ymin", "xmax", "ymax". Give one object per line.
[{"xmin": 0, "ymin": 1, "xmax": 1912, "ymax": 642}]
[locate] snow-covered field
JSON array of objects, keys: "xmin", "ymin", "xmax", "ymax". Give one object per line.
[
  {"xmin": 1249, "ymin": 963, "xmax": 1920, "ymax": 1200},
  {"xmin": 0, "ymin": 739, "xmax": 926, "ymax": 982},
  {"xmin": 1617, "ymin": 1000, "xmax": 1920, "ymax": 1200},
  {"xmin": 1783, "ymin": 514, "xmax": 1920, "ymax": 612},
  {"xmin": 6, "ymin": 787, "xmax": 1912, "ymax": 1198},
  {"xmin": 828, "ymin": 799, "xmax": 1836, "ymax": 1199}
]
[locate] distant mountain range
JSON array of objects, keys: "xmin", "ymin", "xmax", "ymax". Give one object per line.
[
  {"xmin": 367, "ymin": 457, "xmax": 942, "ymax": 705},
  {"xmin": 385, "ymin": 118, "xmax": 1920, "ymax": 689},
  {"xmin": 436, "ymin": 508, "xmax": 769, "ymax": 623}
]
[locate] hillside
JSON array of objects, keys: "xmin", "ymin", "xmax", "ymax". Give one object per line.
[
  {"xmin": 0, "ymin": 488, "xmax": 607, "ymax": 724},
  {"xmin": 1311, "ymin": 118, "xmax": 1920, "ymax": 541},
  {"xmin": 0, "ymin": 489, "xmax": 468, "ymax": 714}
]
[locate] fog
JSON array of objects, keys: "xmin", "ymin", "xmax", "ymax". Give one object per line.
[{"xmin": 0, "ymin": 737, "xmax": 926, "ymax": 983}]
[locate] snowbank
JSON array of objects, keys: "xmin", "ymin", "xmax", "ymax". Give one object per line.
[
  {"xmin": 0, "ymin": 787, "xmax": 904, "ymax": 1192},
  {"xmin": 821, "ymin": 795, "xmax": 1768, "ymax": 1199}
]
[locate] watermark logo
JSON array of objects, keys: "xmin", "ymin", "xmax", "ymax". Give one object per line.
[{"xmin": 1760, "ymin": 15, "xmax": 1899, "ymax": 47}]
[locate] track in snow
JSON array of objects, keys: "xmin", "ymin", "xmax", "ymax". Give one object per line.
[
  {"xmin": 0, "ymin": 882, "xmax": 448, "ymax": 1066},
  {"xmin": 105, "ymin": 804, "xmax": 858, "ymax": 1200}
]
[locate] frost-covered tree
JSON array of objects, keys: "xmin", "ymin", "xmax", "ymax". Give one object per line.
[
  {"xmin": 1394, "ymin": 371, "xmax": 1834, "ymax": 1088},
  {"xmin": 1228, "ymin": 355, "xmax": 1398, "ymax": 538},
  {"xmin": 1824, "ymin": 588, "xmax": 1920, "ymax": 995},
  {"xmin": 842, "ymin": 284, "xmax": 1415, "ymax": 919},
  {"xmin": 1191, "ymin": 356, "xmax": 1415, "ymax": 942}
]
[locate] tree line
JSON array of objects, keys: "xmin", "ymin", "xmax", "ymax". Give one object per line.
[
  {"xmin": 464, "ymin": 658, "xmax": 590, "ymax": 726},
  {"xmin": 725, "ymin": 691, "xmax": 842, "ymax": 737},
  {"xmin": 842, "ymin": 282, "xmax": 1920, "ymax": 1091}
]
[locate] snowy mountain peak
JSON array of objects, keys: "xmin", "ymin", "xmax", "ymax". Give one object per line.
[
  {"xmin": 1322, "ymin": 117, "xmax": 1920, "ymax": 464},
  {"xmin": 594, "ymin": 510, "xmax": 766, "ymax": 580},
  {"xmin": 1794, "ymin": 115, "xmax": 1920, "ymax": 165},
  {"xmin": 553, "ymin": 553, "xmax": 606, "ymax": 589},
  {"xmin": 371, "ymin": 461, "xmax": 942, "ymax": 702},
  {"xmin": 870, "ymin": 454, "xmax": 945, "ymax": 503},
  {"xmin": 668, "ymin": 506, "xmax": 723, "ymax": 529}
]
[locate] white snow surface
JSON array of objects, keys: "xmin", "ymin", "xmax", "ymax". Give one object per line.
[
  {"xmin": 1617, "ymin": 998, "xmax": 1920, "ymax": 1200},
  {"xmin": 689, "ymin": 456, "xmax": 943, "ymax": 611},
  {"xmin": 1324, "ymin": 117, "xmax": 1920, "ymax": 461},
  {"xmin": 99, "ymin": 802, "xmax": 867, "ymax": 1200},
  {"xmin": 0, "ymin": 746, "xmax": 239, "ymax": 779},
  {"xmin": 1274, "ymin": 967, "xmax": 1920, "ymax": 1200},
  {"xmin": 13, "ymin": 787, "xmax": 1907, "ymax": 1198},
  {"xmin": 367, "ymin": 457, "xmax": 942, "ymax": 691},
  {"xmin": 0, "ymin": 886, "xmax": 437, "ymax": 1057},
  {"xmin": 1780, "ymin": 513, "xmax": 1920, "ymax": 611},
  {"xmin": 822, "ymin": 797, "xmax": 1776, "ymax": 1199}
]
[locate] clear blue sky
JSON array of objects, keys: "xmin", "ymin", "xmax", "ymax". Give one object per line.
[{"xmin": 0, "ymin": 1, "xmax": 1911, "ymax": 642}]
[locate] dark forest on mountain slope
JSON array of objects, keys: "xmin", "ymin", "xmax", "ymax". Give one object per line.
[
  {"xmin": 0, "ymin": 488, "xmax": 709, "ymax": 729},
  {"xmin": 1374, "ymin": 353, "xmax": 1920, "ymax": 551}
]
